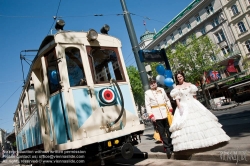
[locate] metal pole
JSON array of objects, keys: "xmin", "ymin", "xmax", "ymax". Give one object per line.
[{"xmin": 120, "ymin": 0, "xmax": 149, "ymax": 91}]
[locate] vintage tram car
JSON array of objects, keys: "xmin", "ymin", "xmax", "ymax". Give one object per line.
[{"xmin": 13, "ymin": 20, "xmax": 144, "ymax": 165}]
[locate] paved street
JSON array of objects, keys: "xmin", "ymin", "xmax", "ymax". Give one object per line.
[{"xmin": 108, "ymin": 102, "xmax": 250, "ymax": 166}]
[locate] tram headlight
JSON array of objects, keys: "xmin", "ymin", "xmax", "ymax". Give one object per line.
[
  {"xmin": 87, "ymin": 29, "xmax": 98, "ymax": 41},
  {"xmin": 100, "ymin": 24, "xmax": 110, "ymax": 34},
  {"xmin": 107, "ymin": 141, "xmax": 112, "ymax": 147},
  {"xmin": 55, "ymin": 19, "xmax": 65, "ymax": 30}
]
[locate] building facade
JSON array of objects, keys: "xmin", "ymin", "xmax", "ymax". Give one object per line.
[
  {"xmin": 0, "ymin": 128, "xmax": 7, "ymax": 152},
  {"xmin": 139, "ymin": 0, "xmax": 250, "ymax": 105},
  {"xmin": 220, "ymin": 0, "xmax": 250, "ymax": 65}
]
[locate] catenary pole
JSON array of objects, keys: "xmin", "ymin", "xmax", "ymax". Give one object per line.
[{"xmin": 120, "ymin": 0, "xmax": 149, "ymax": 91}]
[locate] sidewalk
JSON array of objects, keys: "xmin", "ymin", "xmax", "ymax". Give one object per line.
[{"xmin": 133, "ymin": 102, "xmax": 250, "ymax": 165}]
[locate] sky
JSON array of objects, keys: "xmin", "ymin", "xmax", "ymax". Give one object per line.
[{"xmin": 0, "ymin": 0, "xmax": 193, "ymax": 133}]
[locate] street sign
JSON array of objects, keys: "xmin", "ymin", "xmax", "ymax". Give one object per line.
[
  {"xmin": 138, "ymin": 50, "xmax": 164, "ymax": 62},
  {"xmin": 138, "ymin": 49, "xmax": 171, "ymax": 71}
]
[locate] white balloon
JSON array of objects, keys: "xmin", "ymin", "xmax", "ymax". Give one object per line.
[{"xmin": 156, "ymin": 75, "xmax": 165, "ymax": 85}]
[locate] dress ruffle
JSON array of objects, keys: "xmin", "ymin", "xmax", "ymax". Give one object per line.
[
  {"xmin": 170, "ymin": 89, "xmax": 181, "ymax": 100},
  {"xmin": 170, "ymin": 84, "xmax": 230, "ymax": 152}
]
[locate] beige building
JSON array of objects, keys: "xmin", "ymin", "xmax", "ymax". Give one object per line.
[
  {"xmin": 139, "ymin": 0, "xmax": 250, "ymax": 104},
  {"xmin": 220, "ymin": 0, "xmax": 250, "ymax": 65}
]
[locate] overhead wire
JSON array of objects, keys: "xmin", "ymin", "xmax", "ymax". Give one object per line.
[
  {"xmin": 124, "ymin": 51, "xmax": 133, "ymax": 63},
  {"xmin": 126, "ymin": 58, "xmax": 136, "ymax": 66},
  {"xmin": 47, "ymin": 0, "xmax": 62, "ymax": 35},
  {"xmin": 1, "ymin": 12, "xmax": 167, "ymax": 25},
  {"xmin": 0, "ymin": 80, "xmax": 23, "ymax": 84},
  {"xmin": 130, "ymin": 13, "xmax": 167, "ymax": 24},
  {"xmin": 0, "ymin": 85, "xmax": 22, "ymax": 111}
]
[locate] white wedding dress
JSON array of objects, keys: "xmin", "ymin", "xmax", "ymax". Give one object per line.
[{"xmin": 170, "ymin": 84, "xmax": 230, "ymax": 152}]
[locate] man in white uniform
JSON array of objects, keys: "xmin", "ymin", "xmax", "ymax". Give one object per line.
[{"xmin": 145, "ymin": 77, "xmax": 173, "ymax": 156}]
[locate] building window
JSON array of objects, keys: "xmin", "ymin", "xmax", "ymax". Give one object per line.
[
  {"xmin": 221, "ymin": 46, "xmax": 230, "ymax": 55},
  {"xmin": 245, "ymin": 40, "xmax": 250, "ymax": 53},
  {"xmin": 178, "ymin": 28, "xmax": 182, "ymax": 36},
  {"xmin": 201, "ymin": 26, "xmax": 206, "ymax": 35},
  {"xmin": 215, "ymin": 30, "xmax": 226, "ymax": 43},
  {"xmin": 231, "ymin": 5, "xmax": 239, "ymax": 16},
  {"xmin": 170, "ymin": 34, "xmax": 175, "ymax": 41},
  {"xmin": 181, "ymin": 38, "xmax": 186, "ymax": 45},
  {"xmin": 165, "ymin": 42, "xmax": 168, "ymax": 47},
  {"xmin": 211, "ymin": 55, "xmax": 217, "ymax": 61},
  {"xmin": 212, "ymin": 17, "xmax": 219, "ymax": 28},
  {"xmin": 205, "ymin": 3, "xmax": 214, "ymax": 14},
  {"xmin": 186, "ymin": 22, "xmax": 191, "ymax": 30},
  {"xmin": 196, "ymin": 14, "xmax": 201, "ymax": 24},
  {"xmin": 238, "ymin": 21, "xmax": 247, "ymax": 33}
]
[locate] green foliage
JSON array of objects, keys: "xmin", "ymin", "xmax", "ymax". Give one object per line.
[
  {"xmin": 126, "ymin": 66, "xmax": 145, "ymax": 107},
  {"xmin": 11, "ymin": 141, "xmax": 16, "ymax": 147},
  {"xmin": 166, "ymin": 35, "xmax": 220, "ymax": 83}
]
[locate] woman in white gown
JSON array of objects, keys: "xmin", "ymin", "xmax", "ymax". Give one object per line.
[{"xmin": 170, "ymin": 71, "xmax": 230, "ymax": 152}]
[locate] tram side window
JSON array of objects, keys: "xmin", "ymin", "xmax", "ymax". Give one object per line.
[
  {"xmin": 45, "ymin": 49, "xmax": 61, "ymax": 94},
  {"xmin": 22, "ymin": 94, "xmax": 30, "ymax": 121},
  {"xmin": 28, "ymin": 84, "xmax": 37, "ymax": 112},
  {"xmin": 88, "ymin": 47, "xmax": 125, "ymax": 83},
  {"xmin": 65, "ymin": 47, "xmax": 87, "ymax": 86},
  {"xmin": 19, "ymin": 106, "xmax": 24, "ymax": 125},
  {"xmin": 16, "ymin": 116, "xmax": 20, "ymax": 130}
]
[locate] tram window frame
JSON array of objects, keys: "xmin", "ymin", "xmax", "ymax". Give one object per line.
[
  {"xmin": 65, "ymin": 47, "xmax": 87, "ymax": 87},
  {"xmin": 28, "ymin": 83, "xmax": 37, "ymax": 113},
  {"xmin": 86, "ymin": 46, "xmax": 126, "ymax": 84},
  {"xmin": 22, "ymin": 93, "xmax": 30, "ymax": 121},
  {"xmin": 44, "ymin": 49, "xmax": 61, "ymax": 94},
  {"xmin": 15, "ymin": 116, "xmax": 20, "ymax": 130},
  {"xmin": 19, "ymin": 105, "xmax": 24, "ymax": 126}
]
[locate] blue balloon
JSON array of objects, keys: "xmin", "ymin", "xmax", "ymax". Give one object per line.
[
  {"xmin": 164, "ymin": 78, "xmax": 174, "ymax": 87},
  {"xmin": 164, "ymin": 70, "xmax": 173, "ymax": 78},
  {"xmin": 156, "ymin": 64, "xmax": 165, "ymax": 75},
  {"xmin": 50, "ymin": 70, "xmax": 59, "ymax": 84}
]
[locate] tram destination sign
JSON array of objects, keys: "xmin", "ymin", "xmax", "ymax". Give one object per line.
[{"xmin": 138, "ymin": 50, "xmax": 164, "ymax": 62}]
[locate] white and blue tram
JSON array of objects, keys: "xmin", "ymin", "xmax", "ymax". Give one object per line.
[{"xmin": 13, "ymin": 20, "xmax": 144, "ymax": 164}]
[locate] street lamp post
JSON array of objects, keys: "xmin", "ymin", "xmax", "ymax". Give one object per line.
[{"xmin": 120, "ymin": 0, "xmax": 149, "ymax": 91}]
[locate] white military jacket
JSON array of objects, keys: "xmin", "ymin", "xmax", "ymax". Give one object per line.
[{"xmin": 145, "ymin": 87, "xmax": 172, "ymax": 120}]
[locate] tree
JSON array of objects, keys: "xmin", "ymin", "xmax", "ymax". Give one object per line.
[
  {"xmin": 166, "ymin": 35, "xmax": 220, "ymax": 107},
  {"xmin": 126, "ymin": 66, "xmax": 145, "ymax": 115}
]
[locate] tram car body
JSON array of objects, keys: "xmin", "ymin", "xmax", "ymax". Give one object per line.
[{"xmin": 13, "ymin": 21, "xmax": 144, "ymax": 163}]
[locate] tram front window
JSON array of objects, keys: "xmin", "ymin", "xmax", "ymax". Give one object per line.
[
  {"xmin": 65, "ymin": 47, "xmax": 87, "ymax": 87},
  {"xmin": 88, "ymin": 47, "xmax": 125, "ymax": 83}
]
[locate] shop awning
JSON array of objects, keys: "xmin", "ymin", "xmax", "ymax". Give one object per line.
[{"xmin": 228, "ymin": 80, "xmax": 250, "ymax": 89}]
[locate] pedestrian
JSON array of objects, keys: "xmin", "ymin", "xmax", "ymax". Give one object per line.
[
  {"xmin": 170, "ymin": 71, "xmax": 230, "ymax": 152},
  {"xmin": 145, "ymin": 77, "xmax": 174, "ymax": 156}
]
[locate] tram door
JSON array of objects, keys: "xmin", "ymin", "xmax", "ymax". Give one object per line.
[{"xmin": 61, "ymin": 45, "xmax": 93, "ymax": 134}]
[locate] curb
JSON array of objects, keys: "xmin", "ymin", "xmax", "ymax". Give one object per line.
[{"xmin": 133, "ymin": 150, "xmax": 250, "ymax": 164}]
